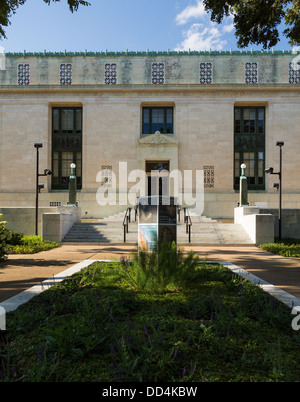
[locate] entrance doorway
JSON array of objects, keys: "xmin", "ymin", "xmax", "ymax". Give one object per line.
[{"xmin": 146, "ymin": 161, "xmax": 170, "ymax": 197}]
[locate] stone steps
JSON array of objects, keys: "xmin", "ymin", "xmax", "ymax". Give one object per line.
[{"xmin": 62, "ymin": 220, "xmax": 253, "ymax": 245}]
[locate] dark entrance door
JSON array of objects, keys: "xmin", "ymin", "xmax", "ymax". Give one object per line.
[{"xmin": 146, "ymin": 161, "xmax": 169, "ymax": 197}]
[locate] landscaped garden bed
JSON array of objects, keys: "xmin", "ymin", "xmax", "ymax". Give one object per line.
[
  {"xmin": 1, "ymin": 244, "xmax": 300, "ymax": 382},
  {"xmin": 7, "ymin": 235, "xmax": 60, "ymax": 255},
  {"xmin": 259, "ymin": 239, "xmax": 300, "ymax": 258}
]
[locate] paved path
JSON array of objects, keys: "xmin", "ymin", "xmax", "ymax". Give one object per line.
[{"xmin": 0, "ymin": 244, "xmax": 300, "ymax": 303}]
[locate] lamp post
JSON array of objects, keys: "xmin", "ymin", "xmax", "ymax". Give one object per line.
[
  {"xmin": 68, "ymin": 163, "xmax": 77, "ymax": 205},
  {"xmin": 239, "ymin": 163, "xmax": 248, "ymax": 206},
  {"xmin": 265, "ymin": 141, "xmax": 284, "ymax": 239},
  {"xmin": 34, "ymin": 143, "xmax": 52, "ymax": 236}
]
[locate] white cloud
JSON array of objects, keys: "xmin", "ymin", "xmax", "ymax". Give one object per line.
[
  {"xmin": 174, "ymin": 23, "xmax": 227, "ymax": 51},
  {"xmin": 175, "ymin": 1, "xmax": 206, "ymax": 25},
  {"xmin": 222, "ymin": 23, "xmax": 234, "ymax": 33}
]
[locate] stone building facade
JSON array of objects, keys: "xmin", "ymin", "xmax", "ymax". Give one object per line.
[{"xmin": 0, "ymin": 50, "xmax": 299, "ymax": 219}]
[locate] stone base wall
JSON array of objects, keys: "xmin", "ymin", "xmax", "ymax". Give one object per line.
[{"xmin": 259, "ymin": 209, "xmax": 300, "ymax": 239}]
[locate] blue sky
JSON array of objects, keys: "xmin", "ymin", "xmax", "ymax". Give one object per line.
[{"xmin": 0, "ymin": 0, "xmax": 294, "ymax": 53}]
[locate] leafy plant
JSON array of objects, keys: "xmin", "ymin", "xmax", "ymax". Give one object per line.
[
  {"xmin": 8, "ymin": 235, "xmax": 60, "ymax": 254},
  {"xmin": 120, "ymin": 242, "xmax": 201, "ymax": 293},
  {"xmin": 259, "ymin": 239, "xmax": 300, "ymax": 258},
  {"xmin": 0, "ymin": 213, "xmax": 12, "ymax": 261}
]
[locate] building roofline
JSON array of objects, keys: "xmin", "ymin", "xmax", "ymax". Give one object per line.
[{"xmin": 4, "ymin": 49, "xmax": 299, "ymax": 57}]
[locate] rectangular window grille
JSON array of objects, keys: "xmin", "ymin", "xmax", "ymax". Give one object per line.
[
  {"xmin": 234, "ymin": 107, "xmax": 265, "ymax": 190},
  {"xmin": 17, "ymin": 64, "xmax": 30, "ymax": 85},
  {"xmin": 289, "ymin": 61, "xmax": 300, "ymax": 84},
  {"xmin": 203, "ymin": 165, "xmax": 214, "ymax": 188},
  {"xmin": 100, "ymin": 165, "xmax": 113, "ymax": 187},
  {"xmin": 104, "ymin": 63, "xmax": 117, "ymax": 84},
  {"xmin": 60, "ymin": 63, "xmax": 72, "ymax": 85},
  {"xmin": 151, "ymin": 62, "xmax": 165, "ymax": 84},
  {"xmin": 52, "ymin": 107, "xmax": 82, "ymax": 190},
  {"xmin": 49, "ymin": 201, "xmax": 62, "ymax": 207},
  {"xmin": 142, "ymin": 107, "xmax": 173, "ymax": 134},
  {"xmin": 245, "ymin": 62, "xmax": 258, "ymax": 84},
  {"xmin": 199, "ymin": 62, "xmax": 212, "ymax": 84}
]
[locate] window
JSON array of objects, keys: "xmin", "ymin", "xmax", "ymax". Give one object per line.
[
  {"xmin": 245, "ymin": 62, "xmax": 258, "ymax": 84},
  {"xmin": 142, "ymin": 107, "xmax": 173, "ymax": 134},
  {"xmin": 104, "ymin": 63, "xmax": 117, "ymax": 84},
  {"xmin": 18, "ymin": 64, "xmax": 30, "ymax": 85},
  {"xmin": 234, "ymin": 107, "xmax": 265, "ymax": 190},
  {"xmin": 199, "ymin": 62, "xmax": 212, "ymax": 84},
  {"xmin": 151, "ymin": 63, "xmax": 165, "ymax": 84},
  {"xmin": 52, "ymin": 107, "xmax": 82, "ymax": 190},
  {"xmin": 59, "ymin": 64, "xmax": 72, "ymax": 85},
  {"xmin": 289, "ymin": 61, "xmax": 300, "ymax": 84},
  {"xmin": 203, "ymin": 165, "xmax": 214, "ymax": 188}
]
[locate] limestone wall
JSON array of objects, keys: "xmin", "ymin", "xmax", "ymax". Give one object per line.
[
  {"xmin": 0, "ymin": 53, "xmax": 299, "ymax": 219},
  {"xmin": 1, "ymin": 52, "xmax": 298, "ymax": 86}
]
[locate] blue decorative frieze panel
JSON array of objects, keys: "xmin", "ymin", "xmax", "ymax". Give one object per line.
[
  {"xmin": 199, "ymin": 62, "xmax": 212, "ymax": 84},
  {"xmin": 245, "ymin": 62, "xmax": 258, "ymax": 84},
  {"xmin": 17, "ymin": 64, "xmax": 30, "ymax": 85},
  {"xmin": 203, "ymin": 165, "xmax": 214, "ymax": 188},
  {"xmin": 104, "ymin": 63, "xmax": 117, "ymax": 84},
  {"xmin": 59, "ymin": 63, "xmax": 72, "ymax": 85},
  {"xmin": 289, "ymin": 62, "xmax": 300, "ymax": 84},
  {"xmin": 152, "ymin": 62, "xmax": 165, "ymax": 84}
]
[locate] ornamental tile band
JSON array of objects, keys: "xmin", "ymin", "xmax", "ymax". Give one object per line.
[{"xmin": 5, "ymin": 49, "xmax": 299, "ymax": 57}]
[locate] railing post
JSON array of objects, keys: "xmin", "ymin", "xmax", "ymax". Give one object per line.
[{"xmin": 188, "ymin": 224, "xmax": 191, "ymax": 243}]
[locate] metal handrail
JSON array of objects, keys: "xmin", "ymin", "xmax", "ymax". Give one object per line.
[
  {"xmin": 183, "ymin": 207, "xmax": 192, "ymax": 243},
  {"xmin": 123, "ymin": 207, "xmax": 132, "ymax": 242},
  {"xmin": 134, "ymin": 203, "xmax": 138, "ymax": 221}
]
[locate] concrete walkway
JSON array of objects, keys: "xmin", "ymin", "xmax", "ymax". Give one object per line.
[{"xmin": 0, "ymin": 243, "xmax": 300, "ymax": 304}]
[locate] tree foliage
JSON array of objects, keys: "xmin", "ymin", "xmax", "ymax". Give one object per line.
[
  {"xmin": 203, "ymin": 0, "xmax": 300, "ymax": 48},
  {"xmin": 0, "ymin": 0, "xmax": 90, "ymax": 39}
]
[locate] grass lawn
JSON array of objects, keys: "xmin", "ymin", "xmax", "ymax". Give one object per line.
[
  {"xmin": 258, "ymin": 238, "xmax": 300, "ymax": 258},
  {"xmin": 1, "ymin": 245, "xmax": 300, "ymax": 382}
]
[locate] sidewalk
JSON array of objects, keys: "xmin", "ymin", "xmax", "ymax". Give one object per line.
[{"xmin": 0, "ymin": 243, "xmax": 300, "ymax": 303}]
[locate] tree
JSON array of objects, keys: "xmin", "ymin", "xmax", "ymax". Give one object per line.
[
  {"xmin": 0, "ymin": 0, "xmax": 90, "ymax": 40},
  {"xmin": 202, "ymin": 0, "xmax": 300, "ymax": 48}
]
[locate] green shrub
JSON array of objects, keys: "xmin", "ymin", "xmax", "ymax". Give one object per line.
[
  {"xmin": 8, "ymin": 235, "xmax": 60, "ymax": 254},
  {"xmin": 259, "ymin": 239, "xmax": 300, "ymax": 258},
  {"xmin": 0, "ymin": 213, "xmax": 12, "ymax": 261},
  {"xmin": 7, "ymin": 231, "xmax": 24, "ymax": 246},
  {"xmin": 120, "ymin": 241, "xmax": 201, "ymax": 293}
]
